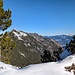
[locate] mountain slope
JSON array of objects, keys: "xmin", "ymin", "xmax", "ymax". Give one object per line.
[
  {"xmin": 45, "ymin": 35, "xmax": 72, "ymax": 47},
  {"xmin": 0, "ymin": 55, "xmax": 75, "ymax": 75},
  {"xmin": 6, "ymin": 29, "xmax": 61, "ymax": 67}
]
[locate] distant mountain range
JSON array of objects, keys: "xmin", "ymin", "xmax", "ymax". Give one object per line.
[
  {"xmin": 44, "ymin": 35, "xmax": 73, "ymax": 47},
  {"xmin": 4, "ymin": 29, "xmax": 61, "ymax": 67}
]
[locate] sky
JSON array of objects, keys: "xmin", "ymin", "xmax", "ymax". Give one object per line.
[{"xmin": 3, "ymin": 0, "xmax": 75, "ymax": 36}]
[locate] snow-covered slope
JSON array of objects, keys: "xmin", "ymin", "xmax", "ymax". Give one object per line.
[
  {"xmin": 0, "ymin": 55, "xmax": 75, "ymax": 75},
  {"xmin": 60, "ymin": 50, "xmax": 71, "ymax": 59}
]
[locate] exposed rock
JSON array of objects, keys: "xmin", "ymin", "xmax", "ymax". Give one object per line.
[{"xmin": 3, "ymin": 29, "xmax": 61, "ymax": 67}]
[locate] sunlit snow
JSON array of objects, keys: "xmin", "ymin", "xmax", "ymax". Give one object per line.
[
  {"xmin": 13, "ymin": 30, "xmax": 27, "ymax": 40},
  {"xmin": 0, "ymin": 55, "xmax": 75, "ymax": 75}
]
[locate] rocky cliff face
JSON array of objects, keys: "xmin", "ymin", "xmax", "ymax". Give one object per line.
[{"xmin": 7, "ymin": 29, "xmax": 61, "ymax": 67}]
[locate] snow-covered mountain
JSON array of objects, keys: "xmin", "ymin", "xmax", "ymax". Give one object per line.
[
  {"xmin": 2, "ymin": 29, "xmax": 61, "ymax": 67},
  {"xmin": 45, "ymin": 35, "xmax": 72, "ymax": 47},
  {"xmin": 0, "ymin": 54, "xmax": 75, "ymax": 75}
]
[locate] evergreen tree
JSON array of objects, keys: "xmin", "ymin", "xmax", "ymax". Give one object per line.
[
  {"xmin": 65, "ymin": 35, "xmax": 75, "ymax": 54},
  {"xmin": 0, "ymin": 0, "xmax": 14, "ymax": 64},
  {"xmin": 41, "ymin": 47, "xmax": 63, "ymax": 63},
  {"xmin": 41, "ymin": 50, "xmax": 51, "ymax": 62},
  {"xmin": 0, "ymin": 0, "xmax": 12, "ymax": 31},
  {"xmin": 53, "ymin": 47, "xmax": 63, "ymax": 60},
  {"xmin": 41, "ymin": 50, "xmax": 57, "ymax": 63},
  {"xmin": 0, "ymin": 32, "xmax": 16, "ymax": 64}
]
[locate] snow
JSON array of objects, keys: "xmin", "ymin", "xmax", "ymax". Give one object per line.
[
  {"xmin": 60, "ymin": 50, "xmax": 71, "ymax": 59},
  {"xmin": 19, "ymin": 51, "xmax": 25, "ymax": 57},
  {"xmin": 13, "ymin": 31, "xmax": 23, "ymax": 40},
  {"xmin": 19, "ymin": 31, "xmax": 27, "ymax": 37},
  {"xmin": 13, "ymin": 30, "xmax": 27, "ymax": 40},
  {"xmin": 0, "ymin": 55, "xmax": 75, "ymax": 75},
  {"xmin": 0, "ymin": 62, "xmax": 16, "ymax": 72}
]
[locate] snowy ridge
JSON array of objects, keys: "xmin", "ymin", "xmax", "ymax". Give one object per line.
[
  {"xmin": 0, "ymin": 55, "xmax": 75, "ymax": 75},
  {"xmin": 12, "ymin": 29, "xmax": 27, "ymax": 40}
]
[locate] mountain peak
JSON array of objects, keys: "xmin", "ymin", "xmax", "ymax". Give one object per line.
[
  {"xmin": 8, "ymin": 29, "xmax": 61, "ymax": 67},
  {"xmin": 11, "ymin": 29, "xmax": 27, "ymax": 40},
  {"xmin": 11, "ymin": 29, "xmax": 18, "ymax": 32}
]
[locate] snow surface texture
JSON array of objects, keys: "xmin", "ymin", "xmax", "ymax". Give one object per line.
[{"xmin": 0, "ymin": 55, "xmax": 75, "ymax": 75}]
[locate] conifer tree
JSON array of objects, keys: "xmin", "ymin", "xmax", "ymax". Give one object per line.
[
  {"xmin": 0, "ymin": 0, "xmax": 13, "ymax": 63},
  {"xmin": 41, "ymin": 50, "xmax": 51, "ymax": 62},
  {"xmin": 41, "ymin": 50, "xmax": 57, "ymax": 62},
  {"xmin": 1, "ymin": 32, "xmax": 16, "ymax": 64},
  {"xmin": 66, "ymin": 35, "xmax": 75, "ymax": 54},
  {"xmin": 0, "ymin": 0, "xmax": 12, "ymax": 31}
]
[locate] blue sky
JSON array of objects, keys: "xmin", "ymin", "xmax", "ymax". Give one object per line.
[{"xmin": 3, "ymin": 0, "xmax": 75, "ymax": 36}]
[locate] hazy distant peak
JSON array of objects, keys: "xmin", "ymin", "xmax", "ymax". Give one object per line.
[{"xmin": 45, "ymin": 35, "xmax": 72, "ymax": 47}]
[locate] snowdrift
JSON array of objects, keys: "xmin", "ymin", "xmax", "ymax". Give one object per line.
[{"xmin": 0, "ymin": 55, "xmax": 75, "ymax": 75}]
